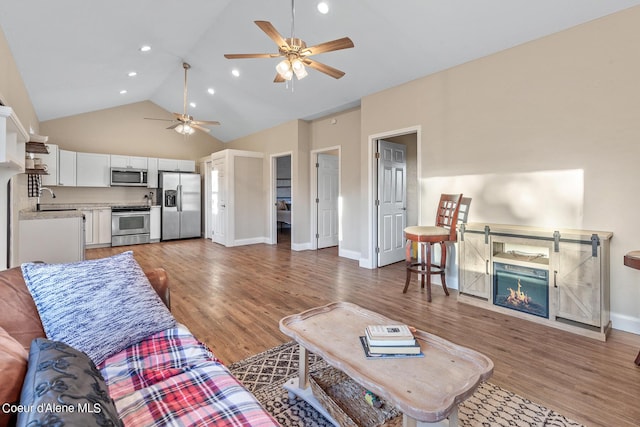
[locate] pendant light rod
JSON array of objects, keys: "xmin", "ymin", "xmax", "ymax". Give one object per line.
[
  {"xmin": 182, "ymin": 62, "xmax": 190, "ymax": 118},
  {"xmin": 290, "ymin": 0, "xmax": 295, "ymax": 40}
]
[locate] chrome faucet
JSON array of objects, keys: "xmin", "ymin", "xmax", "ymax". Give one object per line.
[{"xmin": 36, "ymin": 187, "xmax": 56, "ymax": 210}]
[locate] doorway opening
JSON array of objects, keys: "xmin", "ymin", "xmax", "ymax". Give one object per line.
[
  {"xmin": 367, "ymin": 127, "xmax": 420, "ymax": 269},
  {"xmin": 273, "ymin": 153, "xmax": 292, "ymax": 246},
  {"xmin": 312, "ymin": 147, "xmax": 340, "ymax": 250}
]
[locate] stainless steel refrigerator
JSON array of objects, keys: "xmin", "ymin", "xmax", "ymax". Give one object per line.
[{"xmin": 159, "ymin": 172, "xmax": 201, "ymax": 240}]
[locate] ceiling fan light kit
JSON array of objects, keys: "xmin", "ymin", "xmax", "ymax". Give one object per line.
[
  {"xmin": 174, "ymin": 124, "xmax": 195, "ymax": 135},
  {"xmin": 144, "ymin": 62, "xmax": 220, "ymax": 136},
  {"xmin": 224, "ymin": 0, "xmax": 354, "ymax": 83}
]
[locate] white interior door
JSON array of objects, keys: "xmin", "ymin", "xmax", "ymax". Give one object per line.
[
  {"xmin": 317, "ymin": 153, "xmax": 339, "ymax": 248},
  {"xmin": 377, "ymin": 140, "xmax": 407, "ymax": 266},
  {"xmin": 211, "ymin": 156, "xmax": 227, "ymax": 245}
]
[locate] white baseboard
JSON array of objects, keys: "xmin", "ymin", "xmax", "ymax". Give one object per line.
[
  {"xmin": 610, "ymin": 312, "xmax": 640, "ymax": 335},
  {"xmin": 291, "ymin": 242, "xmax": 312, "ymax": 251},
  {"xmin": 338, "ymin": 248, "xmax": 360, "ymax": 261},
  {"xmin": 230, "ymin": 237, "xmax": 267, "ymax": 247}
]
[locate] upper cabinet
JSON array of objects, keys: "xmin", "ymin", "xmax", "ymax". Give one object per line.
[
  {"xmin": 0, "ymin": 106, "xmax": 28, "ymax": 172},
  {"xmin": 58, "ymin": 149, "xmax": 76, "ymax": 186},
  {"xmin": 76, "ymin": 152, "xmax": 110, "ymax": 187},
  {"xmin": 158, "ymin": 158, "xmax": 196, "ymax": 172},
  {"xmin": 110, "ymin": 154, "xmax": 147, "ymax": 170},
  {"xmin": 147, "ymin": 157, "xmax": 159, "ymax": 188}
]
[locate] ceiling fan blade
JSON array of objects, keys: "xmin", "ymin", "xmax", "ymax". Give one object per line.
[
  {"xmin": 301, "ymin": 37, "xmax": 354, "ymax": 56},
  {"xmin": 191, "ymin": 120, "xmax": 220, "ymax": 126},
  {"xmin": 144, "ymin": 117, "xmax": 176, "ymax": 122},
  {"xmin": 224, "ymin": 53, "xmax": 280, "ymax": 59},
  {"xmin": 166, "ymin": 123, "xmax": 180, "ymax": 130},
  {"xmin": 255, "ymin": 21, "xmax": 289, "ymax": 49},
  {"xmin": 191, "ymin": 124, "xmax": 211, "ymax": 133},
  {"xmin": 274, "ymin": 73, "xmax": 285, "ymax": 83},
  {"xmin": 303, "ymin": 59, "xmax": 346, "ymax": 79}
]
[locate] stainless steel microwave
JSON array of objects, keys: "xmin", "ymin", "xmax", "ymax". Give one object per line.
[{"xmin": 110, "ymin": 168, "xmax": 148, "ymax": 187}]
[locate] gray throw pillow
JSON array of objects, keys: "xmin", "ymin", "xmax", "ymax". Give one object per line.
[
  {"xmin": 17, "ymin": 338, "xmax": 123, "ymax": 427},
  {"xmin": 21, "ymin": 251, "xmax": 176, "ymax": 365}
]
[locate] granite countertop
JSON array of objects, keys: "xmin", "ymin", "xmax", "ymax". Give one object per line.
[{"xmin": 19, "ymin": 203, "xmax": 161, "ymax": 220}]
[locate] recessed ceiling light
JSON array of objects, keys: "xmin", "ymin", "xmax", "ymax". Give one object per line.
[
  {"xmin": 207, "ymin": 88, "xmax": 215, "ymax": 95},
  {"xmin": 139, "ymin": 45, "xmax": 151, "ymax": 52},
  {"xmin": 119, "ymin": 90, "xmax": 127, "ymax": 94},
  {"xmin": 232, "ymin": 69, "xmax": 240, "ymax": 77},
  {"xmin": 128, "ymin": 71, "xmax": 137, "ymax": 77},
  {"xmin": 190, "ymin": 102, "xmax": 196, "ymax": 108},
  {"xmin": 317, "ymin": 2, "xmax": 329, "ymax": 14}
]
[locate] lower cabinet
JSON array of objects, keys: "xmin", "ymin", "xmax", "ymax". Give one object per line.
[
  {"xmin": 150, "ymin": 206, "xmax": 160, "ymax": 242},
  {"xmin": 81, "ymin": 208, "xmax": 112, "ymax": 247},
  {"xmin": 18, "ymin": 216, "xmax": 84, "ymax": 264},
  {"xmin": 458, "ymin": 223, "xmax": 612, "ymax": 341}
]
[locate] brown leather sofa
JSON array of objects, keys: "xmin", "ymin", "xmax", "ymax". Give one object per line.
[{"xmin": 0, "ymin": 265, "xmax": 170, "ymax": 427}]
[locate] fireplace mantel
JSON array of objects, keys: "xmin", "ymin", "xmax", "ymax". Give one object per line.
[{"xmin": 458, "ymin": 223, "xmax": 613, "ymax": 341}]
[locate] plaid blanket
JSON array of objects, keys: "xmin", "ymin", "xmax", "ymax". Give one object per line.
[{"xmin": 99, "ymin": 324, "xmax": 279, "ymax": 427}]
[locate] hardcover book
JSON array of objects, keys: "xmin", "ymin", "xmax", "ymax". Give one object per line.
[
  {"xmin": 366, "ymin": 324, "xmax": 414, "ymax": 340},
  {"xmin": 359, "ymin": 336, "xmax": 424, "ymax": 359}
]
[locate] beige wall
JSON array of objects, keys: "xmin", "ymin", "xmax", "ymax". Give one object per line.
[
  {"xmin": 309, "ymin": 108, "xmax": 361, "ymax": 255},
  {"xmin": 0, "ymin": 27, "xmax": 38, "ymax": 132},
  {"xmin": 40, "ymin": 100, "xmax": 224, "ymax": 159},
  {"xmin": 0, "ymin": 26, "xmax": 39, "ymax": 268},
  {"xmin": 224, "ymin": 119, "xmax": 311, "ymax": 247},
  {"xmin": 360, "ymin": 7, "xmax": 640, "ymax": 332}
]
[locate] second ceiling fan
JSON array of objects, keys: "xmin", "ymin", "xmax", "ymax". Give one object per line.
[{"xmin": 224, "ymin": 0, "xmax": 354, "ymax": 82}]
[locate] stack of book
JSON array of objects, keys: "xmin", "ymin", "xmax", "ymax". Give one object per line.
[{"xmin": 359, "ymin": 324, "xmax": 423, "ymax": 358}]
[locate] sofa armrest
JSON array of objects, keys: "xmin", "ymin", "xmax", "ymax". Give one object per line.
[{"xmin": 144, "ymin": 268, "xmax": 171, "ymax": 310}]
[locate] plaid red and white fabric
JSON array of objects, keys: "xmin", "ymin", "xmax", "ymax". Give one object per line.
[{"xmin": 99, "ymin": 324, "xmax": 279, "ymax": 426}]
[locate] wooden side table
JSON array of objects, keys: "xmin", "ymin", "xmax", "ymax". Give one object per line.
[{"xmin": 623, "ymin": 251, "xmax": 640, "ymax": 366}]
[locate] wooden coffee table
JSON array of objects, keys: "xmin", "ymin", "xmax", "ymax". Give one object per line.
[{"xmin": 279, "ymin": 302, "xmax": 494, "ymax": 426}]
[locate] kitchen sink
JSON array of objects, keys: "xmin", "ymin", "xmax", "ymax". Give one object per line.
[{"xmin": 36, "ymin": 206, "xmax": 78, "ymax": 212}]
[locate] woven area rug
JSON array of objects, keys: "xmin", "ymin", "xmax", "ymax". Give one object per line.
[{"xmin": 228, "ymin": 342, "xmax": 584, "ymax": 427}]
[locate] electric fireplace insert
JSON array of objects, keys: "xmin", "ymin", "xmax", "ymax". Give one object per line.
[{"xmin": 493, "ymin": 262, "xmax": 549, "ymax": 318}]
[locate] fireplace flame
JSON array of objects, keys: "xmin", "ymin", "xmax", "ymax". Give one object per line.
[{"xmin": 506, "ymin": 279, "xmax": 531, "ymax": 307}]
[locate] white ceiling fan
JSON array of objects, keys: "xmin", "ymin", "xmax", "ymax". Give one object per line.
[
  {"xmin": 224, "ymin": 0, "xmax": 354, "ymax": 82},
  {"xmin": 145, "ymin": 62, "xmax": 220, "ymax": 135}
]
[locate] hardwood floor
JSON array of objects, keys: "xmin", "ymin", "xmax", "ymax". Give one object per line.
[{"xmin": 87, "ymin": 238, "xmax": 640, "ymax": 427}]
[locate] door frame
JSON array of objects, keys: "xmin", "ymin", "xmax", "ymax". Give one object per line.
[
  {"xmin": 269, "ymin": 151, "xmax": 294, "ymax": 245},
  {"xmin": 309, "ymin": 146, "xmax": 341, "ymax": 250},
  {"xmin": 203, "ymin": 159, "xmax": 213, "ymax": 240},
  {"xmin": 364, "ymin": 125, "xmax": 421, "ymax": 269}
]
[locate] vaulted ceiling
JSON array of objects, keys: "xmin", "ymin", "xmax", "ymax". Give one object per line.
[{"xmin": 1, "ymin": 0, "xmax": 639, "ymax": 142}]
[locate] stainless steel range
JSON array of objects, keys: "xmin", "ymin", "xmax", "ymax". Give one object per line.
[{"xmin": 111, "ymin": 206, "xmax": 150, "ymax": 246}]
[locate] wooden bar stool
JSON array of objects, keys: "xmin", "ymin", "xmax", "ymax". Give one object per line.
[
  {"xmin": 403, "ymin": 194, "xmax": 463, "ymax": 302},
  {"xmin": 623, "ymin": 251, "xmax": 640, "ymax": 366}
]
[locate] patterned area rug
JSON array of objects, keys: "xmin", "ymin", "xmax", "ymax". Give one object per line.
[{"xmin": 229, "ymin": 342, "xmax": 584, "ymax": 427}]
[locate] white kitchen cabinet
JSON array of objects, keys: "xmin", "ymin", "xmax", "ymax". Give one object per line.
[
  {"xmin": 158, "ymin": 158, "xmax": 178, "ymax": 171},
  {"xmin": 147, "ymin": 157, "xmax": 158, "ymax": 188},
  {"xmin": 82, "ymin": 207, "xmax": 112, "ymax": 247},
  {"xmin": 0, "ymin": 106, "xmax": 28, "ymax": 171},
  {"xmin": 58, "ymin": 149, "xmax": 76, "ymax": 186},
  {"xmin": 39, "ymin": 143, "xmax": 58, "ymax": 186},
  {"xmin": 158, "ymin": 158, "xmax": 195, "ymax": 172},
  {"xmin": 150, "ymin": 206, "xmax": 161, "ymax": 242},
  {"xmin": 81, "ymin": 209, "xmax": 94, "ymax": 244},
  {"xmin": 111, "ymin": 155, "xmax": 147, "ymax": 169},
  {"xmin": 18, "ymin": 215, "xmax": 84, "ymax": 264},
  {"xmin": 178, "ymin": 159, "xmax": 196, "ymax": 172},
  {"xmin": 76, "ymin": 152, "xmax": 110, "ymax": 187}
]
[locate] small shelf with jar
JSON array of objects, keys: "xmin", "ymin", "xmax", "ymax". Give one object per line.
[{"xmin": 25, "ymin": 136, "xmax": 50, "ymax": 175}]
